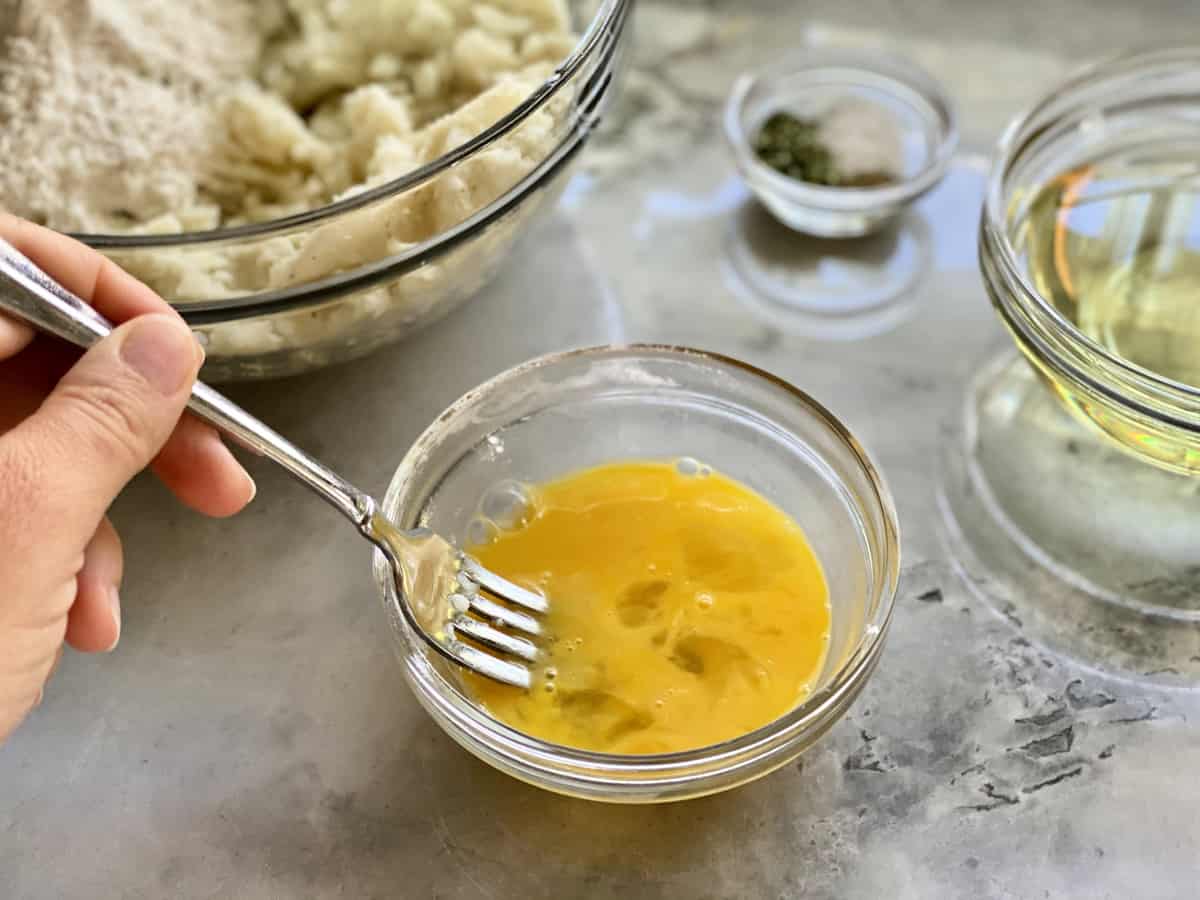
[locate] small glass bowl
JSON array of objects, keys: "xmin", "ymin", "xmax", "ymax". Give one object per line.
[
  {"xmin": 981, "ymin": 47, "xmax": 1200, "ymax": 474},
  {"xmin": 375, "ymin": 345, "xmax": 900, "ymax": 802},
  {"xmin": 724, "ymin": 49, "xmax": 957, "ymax": 238}
]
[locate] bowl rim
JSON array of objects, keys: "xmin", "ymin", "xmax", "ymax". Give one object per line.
[
  {"xmin": 723, "ymin": 47, "xmax": 959, "ymax": 214},
  {"xmin": 380, "ymin": 343, "xmax": 902, "ymax": 781},
  {"xmin": 980, "ymin": 45, "xmax": 1200, "ymax": 429}
]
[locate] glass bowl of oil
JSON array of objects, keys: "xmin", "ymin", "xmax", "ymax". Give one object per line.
[
  {"xmin": 724, "ymin": 49, "xmax": 957, "ymax": 238},
  {"xmin": 941, "ymin": 48, "xmax": 1200, "ymax": 685},
  {"xmin": 375, "ymin": 345, "xmax": 899, "ymax": 802},
  {"xmin": 981, "ymin": 47, "xmax": 1200, "ymax": 473}
]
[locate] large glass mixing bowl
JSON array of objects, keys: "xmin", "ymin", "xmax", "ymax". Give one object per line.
[
  {"xmin": 941, "ymin": 48, "xmax": 1200, "ymax": 685},
  {"xmin": 76, "ymin": 0, "xmax": 631, "ymax": 381}
]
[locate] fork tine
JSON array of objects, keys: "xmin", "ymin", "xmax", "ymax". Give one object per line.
[
  {"xmin": 444, "ymin": 640, "xmax": 531, "ymax": 688},
  {"xmin": 459, "ymin": 556, "xmax": 549, "ymax": 613},
  {"xmin": 452, "ymin": 615, "xmax": 539, "ymax": 662},
  {"xmin": 467, "ymin": 593, "xmax": 542, "ymax": 637}
]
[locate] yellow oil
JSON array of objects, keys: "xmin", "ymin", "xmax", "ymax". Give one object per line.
[
  {"xmin": 1015, "ymin": 151, "xmax": 1200, "ymax": 389},
  {"xmin": 463, "ymin": 460, "xmax": 831, "ymax": 755}
]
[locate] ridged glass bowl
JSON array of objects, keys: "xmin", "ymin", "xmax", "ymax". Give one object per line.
[
  {"xmin": 78, "ymin": 0, "xmax": 631, "ymax": 381},
  {"xmin": 940, "ymin": 48, "xmax": 1200, "ymax": 685}
]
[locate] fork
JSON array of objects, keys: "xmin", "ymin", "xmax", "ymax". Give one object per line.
[{"xmin": 0, "ymin": 237, "xmax": 546, "ymax": 688}]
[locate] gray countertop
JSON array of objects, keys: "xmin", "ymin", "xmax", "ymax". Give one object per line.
[{"xmin": 4, "ymin": 2, "xmax": 1200, "ymax": 897}]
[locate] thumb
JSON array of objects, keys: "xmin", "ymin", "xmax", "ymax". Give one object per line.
[{"xmin": 7, "ymin": 314, "xmax": 202, "ymax": 541}]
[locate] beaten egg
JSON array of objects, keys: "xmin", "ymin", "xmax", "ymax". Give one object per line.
[{"xmin": 465, "ymin": 460, "xmax": 831, "ymax": 754}]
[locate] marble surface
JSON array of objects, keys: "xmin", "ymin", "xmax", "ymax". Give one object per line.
[{"xmin": 4, "ymin": 2, "xmax": 1200, "ymax": 897}]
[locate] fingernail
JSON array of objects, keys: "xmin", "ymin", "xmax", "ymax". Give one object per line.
[
  {"xmin": 193, "ymin": 333, "xmax": 206, "ymax": 368},
  {"xmin": 118, "ymin": 315, "xmax": 197, "ymax": 396},
  {"xmin": 106, "ymin": 586, "xmax": 121, "ymax": 652},
  {"xmin": 245, "ymin": 472, "xmax": 257, "ymax": 504}
]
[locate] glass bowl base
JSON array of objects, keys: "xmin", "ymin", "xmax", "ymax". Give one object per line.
[{"xmin": 939, "ymin": 349, "xmax": 1200, "ymax": 687}]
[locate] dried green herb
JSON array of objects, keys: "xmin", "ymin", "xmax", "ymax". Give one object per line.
[{"xmin": 752, "ymin": 111, "xmax": 894, "ymax": 188}]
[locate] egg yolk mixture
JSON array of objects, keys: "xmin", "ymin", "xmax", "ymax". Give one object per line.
[{"xmin": 465, "ymin": 460, "xmax": 831, "ymax": 754}]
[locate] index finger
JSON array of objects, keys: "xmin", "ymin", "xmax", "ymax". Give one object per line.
[
  {"xmin": 0, "ymin": 215, "xmax": 254, "ymax": 518},
  {"xmin": 0, "ymin": 214, "xmax": 181, "ymax": 352}
]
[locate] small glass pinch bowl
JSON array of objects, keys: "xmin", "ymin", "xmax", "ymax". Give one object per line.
[
  {"xmin": 724, "ymin": 49, "xmax": 957, "ymax": 238},
  {"xmin": 374, "ymin": 345, "xmax": 900, "ymax": 803}
]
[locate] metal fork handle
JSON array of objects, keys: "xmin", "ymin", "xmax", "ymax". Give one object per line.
[{"xmin": 0, "ymin": 236, "xmax": 377, "ymax": 530}]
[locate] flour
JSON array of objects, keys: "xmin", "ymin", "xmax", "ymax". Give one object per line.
[
  {"xmin": 0, "ymin": 0, "xmax": 572, "ymax": 240},
  {"xmin": 0, "ymin": 0, "xmax": 262, "ymax": 231},
  {"xmin": 0, "ymin": 0, "xmax": 574, "ymax": 345}
]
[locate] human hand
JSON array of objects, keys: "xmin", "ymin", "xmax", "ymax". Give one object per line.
[{"xmin": 0, "ymin": 215, "xmax": 255, "ymax": 744}]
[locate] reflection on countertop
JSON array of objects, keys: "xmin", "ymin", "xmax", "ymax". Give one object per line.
[{"xmin": 722, "ymin": 192, "xmax": 932, "ymax": 340}]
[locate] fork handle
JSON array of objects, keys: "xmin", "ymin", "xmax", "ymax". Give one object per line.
[{"xmin": 0, "ymin": 237, "xmax": 377, "ymax": 529}]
